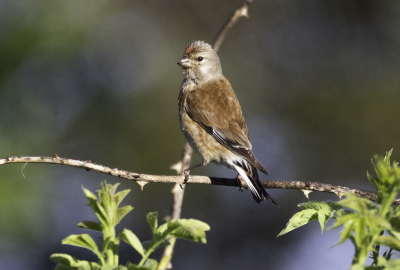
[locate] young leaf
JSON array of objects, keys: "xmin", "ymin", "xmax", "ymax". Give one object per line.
[
  {"xmin": 377, "ymin": 256, "xmax": 400, "ymax": 270},
  {"xmin": 50, "ymin": 253, "xmax": 100, "ymax": 270},
  {"xmin": 375, "ymin": 236, "xmax": 400, "ymax": 250},
  {"xmin": 298, "ymin": 201, "xmax": 334, "ymax": 233},
  {"xmin": 115, "ymin": 205, "xmax": 134, "ymax": 225},
  {"xmin": 127, "ymin": 264, "xmax": 155, "ymax": 270},
  {"xmin": 147, "ymin": 212, "xmax": 158, "ymax": 235},
  {"xmin": 142, "ymin": 258, "xmax": 158, "ymax": 270},
  {"xmin": 142, "ymin": 240, "xmax": 170, "ymax": 252},
  {"xmin": 62, "ymin": 234, "xmax": 101, "ymax": 258},
  {"xmin": 350, "ymin": 264, "xmax": 368, "ymax": 270},
  {"xmin": 76, "ymin": 221, "xmax": 102, "ymax": 232},
  {"xmin": 114, "ymin": 189, "xmax": 131, "ymax": 208},
  {"xmin": 173, "ymin": 219, "xmax": 210, "ymax": 232},
  {"xmin": 277, "ymin": 209, "xmax": 318, "ymax": 237},
  {"xmin": 119, "ymin": 229, "xmax": 145, "ymax": 256},
  {"xmin": 169, "ymin": 225, "xmax": 207, "ymax": 244},
  {"xmin": 353, "ymin": 218, "xmax": 367, "ymax": 248},
  {"xmin": 338, "ymin": 194, "xmax": 376, "ymax": 214},
  {"xmin": 331, "ymin": 220, "xmax": 355, "ymax": 246},
  {"xmin": 330, "ymin": 213, "xmax": 360, "ymax": 229}
]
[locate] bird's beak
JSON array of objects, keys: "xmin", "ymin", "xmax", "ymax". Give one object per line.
[{"xmin": 176, "ymin": 57, "xmax": 191, "ymax": 68}]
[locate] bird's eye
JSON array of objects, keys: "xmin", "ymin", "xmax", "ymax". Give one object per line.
[{"xmin": 197, "ymin": 57, "xmax": 203, "ymax": 61}]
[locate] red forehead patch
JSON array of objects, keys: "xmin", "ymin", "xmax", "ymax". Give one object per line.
[{"xmin": 185, "ymin": 45, "xmax": 195, "ymax": 54}]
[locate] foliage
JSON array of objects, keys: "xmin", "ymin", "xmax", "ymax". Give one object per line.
[
  {"xmin": 50, "ymin": 181, "xmax": 210, "ymax": 270},
  {"xmin": 278, "ymin": 150, "xmax": 400, "ymax": 269}
]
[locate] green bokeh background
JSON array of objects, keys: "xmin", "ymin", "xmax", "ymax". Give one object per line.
[{"xmin": 1, "ymin": 0, "xmax": 399, "ymax": 269}]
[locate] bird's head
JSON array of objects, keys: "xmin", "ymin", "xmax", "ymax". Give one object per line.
[{"xmin": 177, "ymin": 41, "xmax": 223, "ymax": 84}]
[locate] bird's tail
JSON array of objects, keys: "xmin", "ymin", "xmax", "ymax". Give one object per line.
[{"xmin": 234, "ymin": 162, "xmax": 278, "ymax": 206}]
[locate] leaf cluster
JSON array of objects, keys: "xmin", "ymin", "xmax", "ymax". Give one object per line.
[
  {"xmin": 50, "ymin": 181, "xmax": 210, "ymax": 270},
  {"xmin": 279, "ymin": 150, "xmax": 400, "ymax": 269}
]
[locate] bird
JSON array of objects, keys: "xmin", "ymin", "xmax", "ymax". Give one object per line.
[{"xmin": 176, "ymin": 40, "xmax": 278, "ymax": 205}]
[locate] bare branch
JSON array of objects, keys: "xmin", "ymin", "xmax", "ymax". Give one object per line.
[
  {"xmin": 212, "ymin": 0, "xmax": 254, "ymax": 53},
  {"xmin": 158, "ymin": 142, "xmax": 192, "ymax": 270},
  {"xmin": 0, "ymin": 155, "xmax": 394, "ymax": 204}
]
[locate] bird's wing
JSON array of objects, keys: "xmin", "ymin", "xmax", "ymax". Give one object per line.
[{"xmin": 184, "ymin": 78, "xmax": 268, "ymax": 175}]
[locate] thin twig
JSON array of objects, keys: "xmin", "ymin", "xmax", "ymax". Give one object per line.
[
  {"xmin": 212, "ymin": 0, "xmax": 254, "ymax": 53},
  {"xmin": 0, "ymin": 155, "xmax": 394, "ymax": 204},
  {"xmin": 158, "ymin": 143, "xmax": 192, "ymax": 270}
]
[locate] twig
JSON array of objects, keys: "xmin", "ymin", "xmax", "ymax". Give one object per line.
[
  {"xmin": 212, "ymin": 0, "xmax": 254, "ymax": 53},
  {"xmin": 158, "ymin": 143, "xmax": 192, "ymax": 270},
  {"xmin": 0, "ymin": 155, "xmax": 394, "ymax": 204}
]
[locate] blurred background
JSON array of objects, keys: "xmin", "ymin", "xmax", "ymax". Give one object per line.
[{"xmin": 1, "ymin": 0, "xmax": 400, "ymax": 269}]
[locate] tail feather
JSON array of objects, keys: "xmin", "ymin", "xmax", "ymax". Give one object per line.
[{"xmin": 234, "ymin": 163, "xmax": 278, "ymax": 206}]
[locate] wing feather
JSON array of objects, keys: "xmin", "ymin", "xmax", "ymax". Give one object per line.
[{"xmin": 184, "ymin": 78, "xmax": 268, "ymax": 175}]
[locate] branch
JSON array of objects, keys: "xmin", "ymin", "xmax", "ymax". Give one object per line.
[
  {"xmin": 158, "ymin": 142, "xmax": 192, "ymax": 270},
  {"xmin": 212, "ymin": 0, "xmax": 254, "ymax": 53},
  {"xmin": 0, "ymin": 155, "xmax": 395, "ymax": 204}
]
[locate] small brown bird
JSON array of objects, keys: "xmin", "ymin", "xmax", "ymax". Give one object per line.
[{"xmin": 176, "ymin": 41, "xmax": 278, "ymax": 205}]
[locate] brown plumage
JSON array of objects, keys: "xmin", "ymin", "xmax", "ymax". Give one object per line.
[{"xmin": 176, "ymin": 41, "xmax": 277, "ymax": 205}]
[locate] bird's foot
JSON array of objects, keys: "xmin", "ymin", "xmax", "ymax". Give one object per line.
[
  {"xmin": 236, "ymin": 173, "xmax": 244, "ymax": 192},
  {"xmin": 180, "ymin": 169, "xmax": 190, "ymax": 188}
]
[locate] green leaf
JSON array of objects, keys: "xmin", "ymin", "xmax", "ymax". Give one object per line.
[
  {"xmin": 114, "ymin": 189, "xmax": 131, "ymax": 208},
  {"xmin": 50, "ymin": 253, "xmax": 100, "ymax": 269},
  {"xmin": 147, "ymin": 212, "xmax": 158, "ymax": 235},
  {"xmin": 142, "ymin": 259, "xmax": 158, "ymax": 270},
  {"xmin": 174, "ymin": 219, "xmax": 210, "ymax": 232},
  {"xmin": 167, "ymin": 220, "xmax": 208, "ymax": 244},
  {"xmin": 62, "ymin": 234, "xmax": 101, "ymax": 258},
  {"xmin": 338, "ymin": 193, "xmax": 376, "ymax": 214},
  {"xmin": 298, "ymin": 201, "xmax": 334, "ymax": 233},
  {"xmin": 101, "ymin": 266, "xmax": 125, "ymax": 270},
  {"xmin": 55, "ymin": 265, "xmax": 76, "ymax": 270},
  {"xmin": 317, "ymin": 212, "xmax": 330, "ymax": 233},
  {"xmin": 82, "ymin": 187, "xmax": 98, "ymax": 201},
  {"xmin": 298, "ymin": 201, "xmax": 330, "ymax": 212},
  {"xmin": 377, "ymin": 256, "xmax": 400, "ymax": 270},
  {"xmin": 353, "ymin": 218, "xmax": 367, "ymax": 248},
  {"xmin": 119, "ymin": 229, "xmax": 145, "ymax": 256},
  {"xmin": 326, "ymin": 201, "xmax": 352, "ymax": 218},
  {"xmin": 157, "ymin": 221, "xmax": 181, "ymax": 238},
  {"xmin": 142, "ymin": 240, "xmax": 170, "ymax": 252},
  {"xmin": 82, "ymin": 186, "xmax": 108, "ymax": 226},
  {"xmin": 76, "ymin": 221, "xmax": 103, "ymax": 232},
  {"xmin": 126, "ymin": 261, "xmax": 157, "ymax": 270},
  {"xmin": 115, "ymin": 205, "xmax": 133, "ymax": 225},
  {"xmin": 277, "ymin": 209, "xmax": 318, "ymax": 237},
  {"xmin": 126, "ymin": 265, "xmax": 153, "ymax": 270},
  {"xmin": 330, "ymin": 213, "xmax": 359, "ymax": 229},
  {"xmin": 350, "ymin": 264, "xmax": 366, "ymax": 270},
  {"xmin": 332, "ymin": 219, "xmax": 354, "ymax": 246},
  {"xmin": 375, "ymin": 236, "xmax": 400, "ymax": 250}
]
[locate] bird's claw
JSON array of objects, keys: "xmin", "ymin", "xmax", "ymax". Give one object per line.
[{"xmin": 180, "ymin": 169, "xmax": 190, "ymax": 188}]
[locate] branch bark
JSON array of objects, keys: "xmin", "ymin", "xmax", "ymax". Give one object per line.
[
  {"xmin": 0, "ymin": 155, "xmax": 394, "ymax": 205},
  {"xmin": 158, "ymin": 142, "xmax": 192, "ymax": 270},
  {"xmin": 212, "ymin": 0, "xmax": 254, "ymax": 53}
]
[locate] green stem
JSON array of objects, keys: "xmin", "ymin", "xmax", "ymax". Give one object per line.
[
  {"xmin": 103, "ymin": 225, "xmax": 116, "ymax": 265},
  {"xmin": 158, "ymin": 238, "xmax": 177, "ymax": 270},
  {"xmin": 138, "ymin": 246, "xmax": 156, "ymax": 267}
]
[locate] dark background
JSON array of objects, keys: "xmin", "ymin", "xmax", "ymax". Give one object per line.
[{"xmin": 1, "ymin": 0, "xmax": 399, "ymax": 269}]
